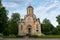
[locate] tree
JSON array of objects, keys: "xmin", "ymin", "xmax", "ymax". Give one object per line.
[
  {"xmin": 41, "ymin": 18, "xmax": 55, "ymax": 35},
  {"xmin": 53, "ymin": 25, "xmax": 60, "ymax": 35},
  {"xmin": 8, "ymin": 13, "xmax": 20, "ymax": 35},
  {"xmin": 56, "ymin": 15, "xmax": 60, "ymax": 24},
  {"xmin": 0, "ymin": 0, "xmax": 2, "ymax": 7},
  {"xmin": 55, "ymin": 15, "xmax": 60, "ymax": 35},
  {"xmin": 0, "ymin": 0, "xmax": 8, "ymax": 35}
]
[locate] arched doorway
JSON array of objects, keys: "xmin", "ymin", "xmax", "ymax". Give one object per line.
[{"xmin": 26, "ymin": 25, "xmax": 32, "ymax": 36}]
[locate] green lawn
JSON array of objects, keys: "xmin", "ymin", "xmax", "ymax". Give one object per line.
[
  {"xmin": 0, "ymin": 36, "xmax": 2, "ymax": 38},
  {"xmin": 30, "ymin": 35, "xmax": 60, "ymax": 38},
  {"xmin": 1, "ymin": 35, "xmax": 60, "ymax": 38},
  {"xmin": 0, "ymin": 36, "xmax": 16, "ymax": 38}
]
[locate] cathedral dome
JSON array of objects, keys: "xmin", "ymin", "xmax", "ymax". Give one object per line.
[{"xmin": 27, "ymin": 6, "xmax": 33, "ymax": 8}]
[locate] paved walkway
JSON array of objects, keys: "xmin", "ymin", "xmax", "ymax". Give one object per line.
[{"xmin": 2, "ymin": 38, "xmax": 60, "ymax": 40}]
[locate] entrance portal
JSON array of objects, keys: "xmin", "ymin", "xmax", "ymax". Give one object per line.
[
  {"xmin": 28, "ymin": 28, "xmax": 31, "ymax": 36},
  {"xmin": 26, "ymin": 25, "xmax": 32, "ymax": 36}
]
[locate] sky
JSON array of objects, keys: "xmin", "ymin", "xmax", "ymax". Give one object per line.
[{"xmin": 2, "ymin": 0, "xmax": 60, "ymax": 27}]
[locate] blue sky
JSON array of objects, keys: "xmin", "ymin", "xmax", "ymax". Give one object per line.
[{"xmin": 2, "ymin": 0, "xmax": 60, "ymax": 27}]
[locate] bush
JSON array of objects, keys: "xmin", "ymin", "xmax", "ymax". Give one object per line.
[{"xmin": 16, "ymin": 35, "xmax": 24, "ymax": 38}]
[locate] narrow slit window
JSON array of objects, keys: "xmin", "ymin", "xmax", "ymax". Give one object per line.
[
  {"xmin": 36, "ymin": 25, "xmax": 38, "ymax": 29},
  {"xmin": 21, "ymin": 25, "xmax": 23, "ymax": 30},
  {"xmin": 36, "ymin": 25, "xmax": 39, "ymax": 32}
]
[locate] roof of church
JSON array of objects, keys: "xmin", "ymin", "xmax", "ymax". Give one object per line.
[{"xmin": 27, "ymin": 6, "xmax": 33, "ymax": 8}]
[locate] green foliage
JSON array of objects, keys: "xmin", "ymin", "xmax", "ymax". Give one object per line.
[
  {"xmin": 0, "ymin": 0, "xmax": 8, "ymax": 35},
  {"xmin": 56, "ymin": 15, "xmax": 60, "ymax": 24},
  {"xmin": 41, "ymin": 18, "xmax": 55, "ymax": 35},
  {"xmin": 55, "ymin": 25, "xmax": 60, "ymax": 35},
  {"xmin": 55, "ymin": 15, "xmax": 60, "ymax": 35},
  {"xmin": 0, "ymin": 0, "xmax": 2, "ymax": 7},
  {"xmin": 11, "ymin": 13, "xmax": 20, "ymax": 22},
  {"xmin": 16, "ymin": 35, "xmax": 24, "ymax": 38},
  {"xmin": 43, "ymin": 18, "xmax": 51, "ymax": 24},
  {"xmin": 8, "ymin": 13, "xmax": 20, "ymax": 35}
]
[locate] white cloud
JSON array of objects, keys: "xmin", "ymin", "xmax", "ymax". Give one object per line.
[
  {"xmin": 2, "ymin": 0, "xmax": 34, "ymax": 8},
  {"xmin": 8, "ymin": 9, "xmax": 26, "ymax": 19},
  {"xmin": 10, "ymin": 8, "xmax": 26, "ymax": 18},
  {"xmin": 34, "ymin": 6, "xmax": 59, "ymax": 27},
  {"xmin": 33, "ymin": 0, "xmax": 60, "ymax": 27},
  {"xmin": 43, "ymin": 0, "xmax": 58, "ymax": 13},
  {"xmin": 44, "ymin": 4, "xmax": 57, "ymax": 13},
  {"xmin": 2, "ymin": 2, "xmax": 19, "ymax": 8}
]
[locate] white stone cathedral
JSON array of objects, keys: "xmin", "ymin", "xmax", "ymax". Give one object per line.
[{"xmin": 18, "ymin": 6, "xmax": 42, "ymax": 36}]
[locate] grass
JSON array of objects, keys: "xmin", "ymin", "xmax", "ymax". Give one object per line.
[
  {"xmin": 2, "ymin": 36, "xmax": 16, "ymax": 38},
  {"xmin": 1, "ymin": 35, "xmax": 60, "ymax": 38},
  {"xmin": 0, "ymin": 36, "xmax": 3, "ymax": 38},
  {"xmin": 0, "ymin": 35, "xmax": 24, "ymax": 38},
  {"xmin": 30, "ymin": 35, "xmax": 60, "ymax": 38}
]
